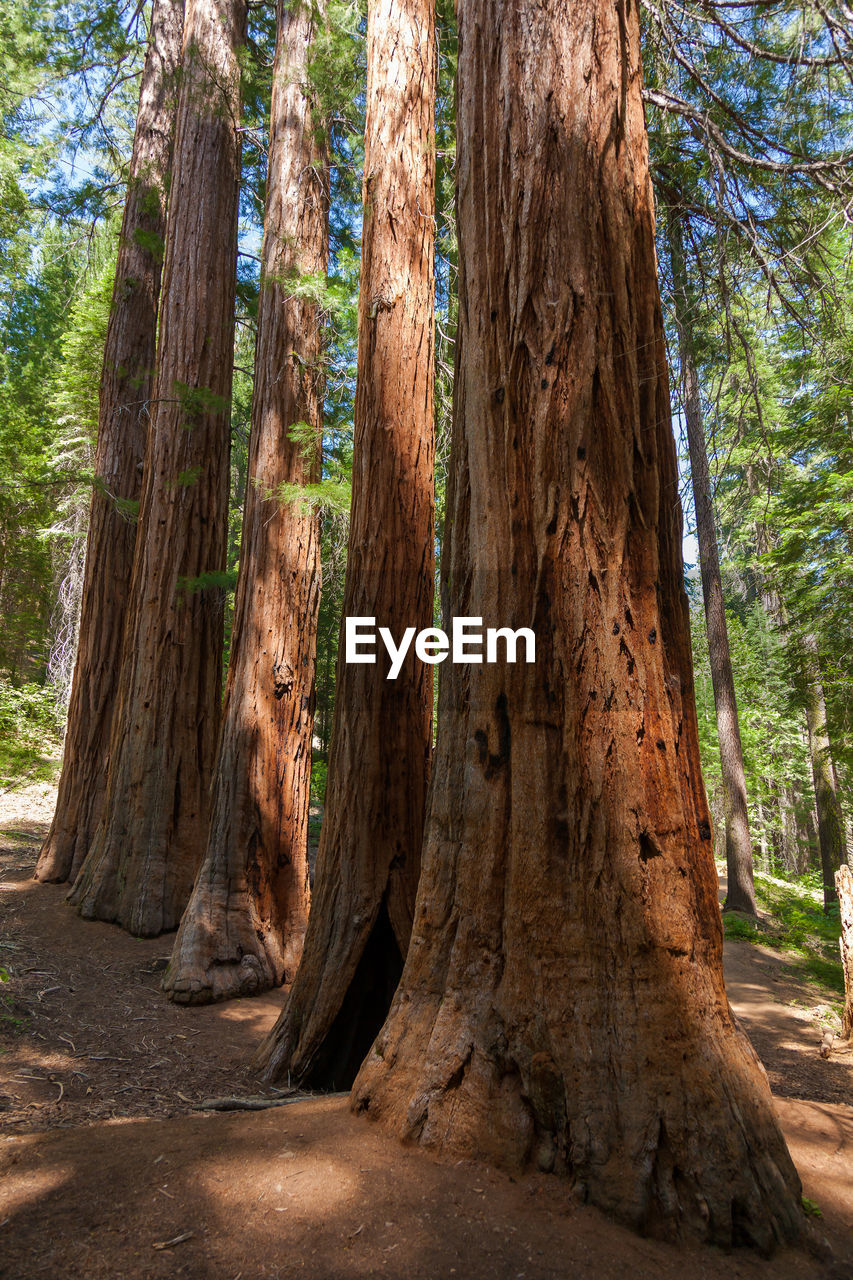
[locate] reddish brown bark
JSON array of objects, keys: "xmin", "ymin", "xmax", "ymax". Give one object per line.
[
  {"xmin": 255, "ymin": 0, "xmax": 435, "ymax": 1087},
  {"xmin": 667, "ymin": 209, "xmax": 757, "ymax": 917},
  {"xmin": 351, "ymin": 0, "xmax": 802, "ymax": 1249},
  {"xmin": 35, "ymin": 0, "xmax": 184, "ymax": 885},
  {"xmin": 68, "ymin": 0, "xmax": 246, "ymax": 936},
  {"xmin": 163, "ymin": 0, "xmax": 329, "ymax": 1004}
]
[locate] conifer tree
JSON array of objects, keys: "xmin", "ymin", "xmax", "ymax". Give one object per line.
[
  {"xmin": 36, "ymin": 0, "xmax": 184, "ymax": 884},
  {"xmin": 666, "ymin": 201, "xmax": 757, "ymax": 916},
  {"xmin": 164, "ymin": 0, "xmax": 329, "ymax": 1002},
  {"xmin": 69, "ymin": 0, "xmax": 247, "ymax": 936},
  {"xmin": 352, "ymin": 0, "xmax": 802, "ymax": 1247},
  {"xmin": 256, "ymin": 0, "xmax": 436, "ymax": 1087}
]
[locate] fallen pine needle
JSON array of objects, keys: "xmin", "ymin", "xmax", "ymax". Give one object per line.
[{"xmin": 152, "ymin": 1231, "xmax": 194, "ymax": 1250}]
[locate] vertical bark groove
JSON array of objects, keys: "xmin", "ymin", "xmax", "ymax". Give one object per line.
[
  {"xmin": 68, "ymin": 0, "xmax": 246, "ymax": 936},
  {"xmin": 164, "ymin": 0, "xmax": 329, "ymax": 1003},
  {"xmin": 255, "ymin": 0, "xmax": 436, "ymax": 1087},
  {"xmin": 351, "ymin": 0, "xmax": 802, "ymax": 1250},
  {"xmin": 35, "ymin": 0, "xmax": 184, "ymax": 885}
]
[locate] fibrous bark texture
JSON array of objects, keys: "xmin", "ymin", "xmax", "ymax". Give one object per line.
[
  {"xmin": 255, "ymin": 0, "xmax": 435, "ymax": 1087},
  {"xmin": 668, "ymin": 209, "xmax": 756, "ymax": 917},
  {"xmin": 163, "ymin": 0, "xmax": 329, "ymax": 1004},
  {"xmin": 69, "ymin": 0, "xmax": 246, "ymax": 936},
  {"xmin": 803, "ymin": 637, "xmax": 846, "ymax": 912},
  {"xmin": 352, "ymin": 0, "xmax": 802, "ymax": 1250},
  {"xmin": 35, "ymin": 0, "xmax": 184, "ymax": 885}
]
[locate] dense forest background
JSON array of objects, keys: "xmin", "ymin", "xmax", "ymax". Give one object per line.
[{"xmin": 1, "ymin": 0, "xmax": 851, "ymax": 898}]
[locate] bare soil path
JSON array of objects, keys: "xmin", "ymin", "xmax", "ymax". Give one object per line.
[{"xmin": 1, "ymin": 786, "xmax": 852, "ymax": 1278}]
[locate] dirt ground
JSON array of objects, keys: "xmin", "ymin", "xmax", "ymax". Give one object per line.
[{"xmin": 2, "ymin": 784, "xmax": 852, "ymax": 1279}]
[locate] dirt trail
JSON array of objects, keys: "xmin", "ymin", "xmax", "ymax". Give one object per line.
[
  {"xmin": 0, "ymin": 815, "xmax": 288, "ymax": 1131},
  {"xmin": 725, "ymin": 939, "xmax": 853, "ymax": 1105},
  {"xmin": 718, "ymin": 867, "xmax": 853, "ymax": 1105},
  {"xmin": 1, "ymin": 787, "xmax": 852, "ymax": 1278}
]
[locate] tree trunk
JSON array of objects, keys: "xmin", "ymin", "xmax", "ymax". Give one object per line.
[
  {"xmin": 351, "ymin": 0, "xmax": 802, "ymax": 1249},
  {"xmin": 68, "ymin": 0, "xmax": 246, "ymax": 936},
  {"xmin": 667, "ymin": 209, "xmax": 757, "ymax": 917},
  {"xmin": 777, "ymin": 783, "xmax": 800, "ymax": 875},
  {"xmin": 803, "ymin": 636, "xmax": 846, "ymax": 912},
  {"xmin": 163, "ymin": 0, "xmax": 329, "ymax": 1004},
  {"xmin": 756, "ymin": 795, "xmax": 768, "ymax": 873},
  {"xmin": 34, "ymin": 0, "xmax": 184, "ymax": 885},
  {"xmin": 837, "ymin": 865, "xmax": 853, "ymax": 1040},
  {"xmin": 255, "ymin": 0, "xmax": 435, "ymax": 1089},
  {"xmin": 745, "ymin": 481, "xmax": 842, "ymax": 897}
]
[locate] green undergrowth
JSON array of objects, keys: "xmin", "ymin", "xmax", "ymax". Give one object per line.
[
  {"xmin": 310, "ymin": 758, "xmax": 328, "ymax": 807},
  {"xmin": 723, "ymin": 869, "xmax": 845, "ymax": 1000},
  {"xmin": 308, "ymin": 759, "xmax": 327, "ymax": 845},
  {"xmin": 0, "ymin": 679, "xmax": 61, "ymax": 790}
]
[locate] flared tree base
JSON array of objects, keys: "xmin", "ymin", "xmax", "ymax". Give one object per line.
[
  {"xmin": 163, "ymin": 883, "xmax": 305, "ymax": 1006},
  {"xmin": 68, "ymin": 841, "xmax": 191, "ymax": 938},
  {"xmin": 33, "ymin": 839, "xmax": 69, "ymax": 885},
  {"xmin": 163, "ymin": 951, "xmax": 276, "ymax": 1005},
  {"xmin": 352, "ymin": 978, "xmax": 803, "ymax": 1252}
]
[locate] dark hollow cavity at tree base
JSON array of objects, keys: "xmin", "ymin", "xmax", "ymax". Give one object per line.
[
  {"xmin": 301, "ymin": 901, "xmax": 403, "ymax": 1092},
  {"xmin": 265, "ymin": 899, "xmax": 403, "ymax": 1093}
]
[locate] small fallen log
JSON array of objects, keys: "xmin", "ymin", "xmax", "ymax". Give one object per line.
[
  {"xmin": 193, "ymin": 1092, "xmax": 304, "ymax": 1112},
  {"xmin": 191, "ymin": 1089, "xmax": 349, "ymax": 1112}
]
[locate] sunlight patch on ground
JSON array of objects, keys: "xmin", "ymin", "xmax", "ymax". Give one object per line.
[
  {"xmin": 0, "ymin": 778, "xmax": 59, "ymax": 828},
  {"xmin": 0, "ymin": 1142, "xmax": 71, "ymax": 1221}
]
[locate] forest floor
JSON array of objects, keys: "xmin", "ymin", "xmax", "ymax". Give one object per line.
[{"xmin": 1, "ymin": 780, "xmax": 852, "ymax": 1279}]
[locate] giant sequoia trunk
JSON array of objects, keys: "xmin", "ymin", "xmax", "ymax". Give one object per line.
[
  {"xmin": 667, "ymin": 210, "xmax": 756, "ymax": 917},
  {"xmin": 68, "ymin": 0, "xmax": 245, "ymax": 936},
  {"xmin": 163, "ymin": 0, "xmax": 328, "ymax": 1004},
  {"xmin": 351, "ymin": 0, "xmax": 802, "ymax": 1249},
  {"xmin": 255, "ymin": 0, "xmax": 435, "ymax": 1087},
  {"xmin": 35, "ymin": 0, "xmax": 184, "ymax": 885}
]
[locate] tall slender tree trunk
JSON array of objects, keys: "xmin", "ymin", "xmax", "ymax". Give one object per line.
[
  {"xmin": 351, "ymin": 0, "xmax": 801, "ymax": 1249},
  {"xmin": 837, "ymin": 865, "xmax": 853, "ymax": 1040},
  {"xmin": 802, "ymin": 635, "xmax": 846, "ymax": 911},
  {"xmin": 35, "ymin": 0, "xmax": 184, "ymax": 885},
  {"xmin": 163, "ymin": 0, "xmax": 329, "ymax": 1004},
  {"xmin": 68, "ymin": 0, "xmax": 246, "ymax": 937},
  {"xmin": 667, "ymin": 209, "xmax": 756, "ymax": 916},
  {"xmin": 255, "ymin": 0, "xmax": 436, "ymax": 1089},
  {"xmin": 749, "ymin": 472, "xmax": 847, "ymax": 909},
  {"xmin": 777, "ymin": 782, "xmax": 800, "ymax": 874},
  {"xmin": 742, "ymin": 473, "xmax": 819, "ymax": 890},
  {"xmin": 755, "ymin": 795, "xmax": 769, "ymax": 873}
]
